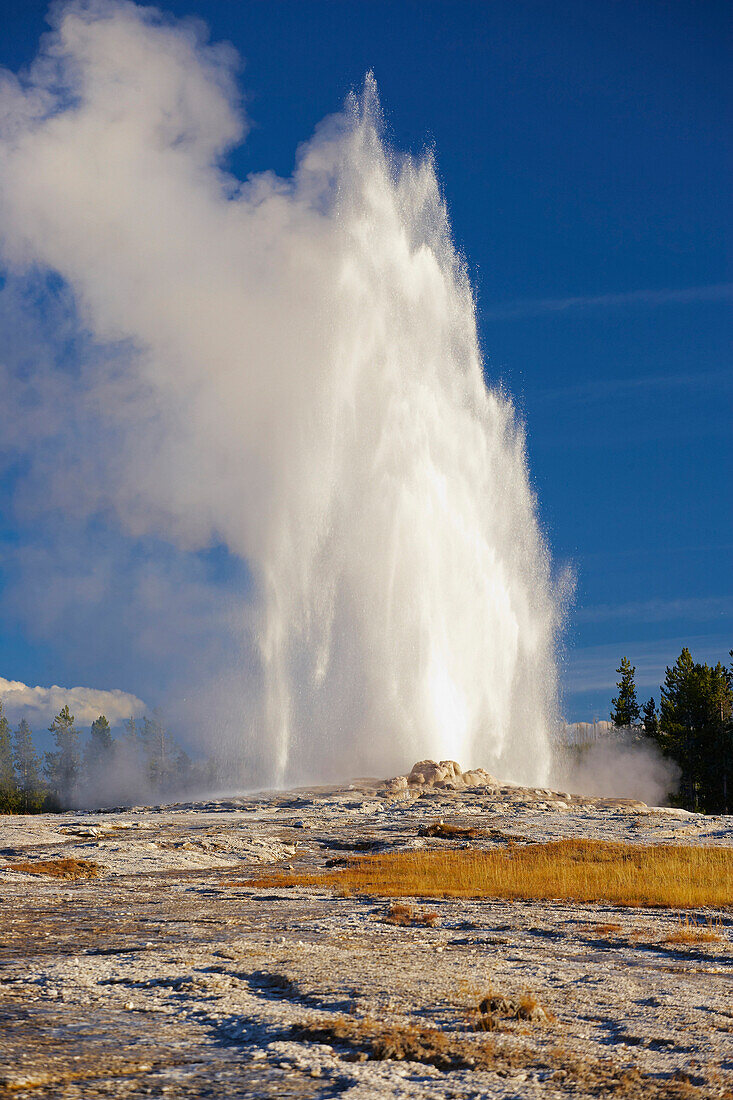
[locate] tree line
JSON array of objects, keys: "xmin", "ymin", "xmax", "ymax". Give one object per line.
[
  {"xmin": 610, "ymin": 648, "xmax": 733, "ymax": 814},
  {"xmin": 0, "ymin": 703, "xmax": 219, "ymax": 813}
]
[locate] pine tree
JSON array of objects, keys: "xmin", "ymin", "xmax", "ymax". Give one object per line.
[
  {"xmin": 84, "ymin": 714, "xmax": 115, "ymax": 788},
  {"xmin": 659, "ymin": 649, "xmax": 733, "ymax": 812},
  {"xmin": 45, "ymin": 704, "xmax": 80, "ymax": 805},
  {"xmin": 699, "ymin": 661, "xmax": 733, "ymax": 814},
  {"xmin": 0, "ymin": 702, "xmax": 19, "ymax": 812},
  {"xmin": 174, "ymin": 747, "xmax": 193, "ymax": 792},
  {"xmin": 659, "ymin": 647, "xmax": 697, "ymax": 807},
  {"xmin": 610, "ymin": 657, "xmax": 640, "ymax": 727},
  {"xmin": 13, "ymin": 719, "xmax": 46, "ymax": 812},
  {"xmin": 642, "ymin": 696, "xmax": 659, "ymax": 737},
  {"xmin": 141, "ymin": 711, "xmax": 176, "ymax": 793},
  {"xmin": 120, "ymin": 716, "xmax": 142, "ymax": 772},
  {"xmin": 122, "ymin": 716, "xmax": 139, "ymax": 749}
]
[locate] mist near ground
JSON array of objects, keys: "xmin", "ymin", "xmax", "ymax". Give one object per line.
[{"xmin": 554, "ymin": 734, "xmax": 681, "ymax": 808}]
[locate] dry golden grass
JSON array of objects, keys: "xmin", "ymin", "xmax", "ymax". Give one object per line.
[
  {"xmin": 5, "ymin": 858, "xmax": 101, "ymax": 880},
  {"xmin": 663, "ymin": 915, "xmax": 724, "ymax": 945},
  {"xmin": 379, "ymin": 901, "xmax": 438, "ymax": 927},
  {"xmin": 593, "ymin": 922, "xmax": 623, "ymax": 935},
  {"xmin": 241, "ymin": 839, "xmax": 733, "ymax": 908}
]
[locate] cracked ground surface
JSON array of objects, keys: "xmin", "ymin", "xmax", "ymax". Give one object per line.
[{"xmin": 1, "ymin": 780, "xmax": 732, "ymax": 1098}]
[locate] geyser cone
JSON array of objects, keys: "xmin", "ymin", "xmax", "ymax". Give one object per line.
[{"xmin": 0, "ymin": 3, "xmax": 562, "ymax": 788}]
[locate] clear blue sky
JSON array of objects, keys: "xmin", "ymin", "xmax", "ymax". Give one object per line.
[{"xmin": 0, "ymin": 0, "xmax": 730, "ymax": 723}]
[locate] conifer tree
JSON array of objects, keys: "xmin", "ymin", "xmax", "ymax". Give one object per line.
[
  {"xmin": 84, "ymin": 714, "xmax": 115, "ymax": 787},
  {"xmin": 0, "ymin": 702, "xmax": 19, "ymax": 812},
  {"xmin": 13, "ymin": 719, "xmax": 45, "ymax": 812},
  {"xmin": 45, "ymin": 704, "xmax": 80, "ymax": 805},
  {"xmin": 174, "ymin": 747, "xmax": 193, "ymax": 792},
  {"xmin": 141, "ymin": 711, "xmax": 175, "ymax": 792},
  {"xmin": 642, "ymin": 696, "xmax": 659, "ymax": 737},
  {"xmin": 658, "ymin": 649, "xmax": 733, "ymax": 812},
  {"xmin": 120, "ymin": 716, "xmax": 142, "ymax": 768},
  {"xmin": 610, "ymin": 657, "xmax": 640, "ymax": 727},
  {"xmin": 122, "ymin": 716, "xmax": 138, "ymax": 745}
]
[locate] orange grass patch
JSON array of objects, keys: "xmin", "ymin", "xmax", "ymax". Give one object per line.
[
  {"xmin": 241, "ymin": 839, "xmax": 733, "ymax": 908},
  {"xmin": 663, "ymin": 916, "xmax": 724, "ymax": 944},
  {"xmin": 5, "ymin": 858, "xmax": 101, "ymax": 880},
  {"xmin": 593, "ymin": 922, "xmax": 623, "ymax": 935}
]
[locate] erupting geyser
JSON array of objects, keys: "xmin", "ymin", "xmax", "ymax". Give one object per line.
[{"xmin": 0, "ymin": 1, "xmax": 563, "ymax": 787}]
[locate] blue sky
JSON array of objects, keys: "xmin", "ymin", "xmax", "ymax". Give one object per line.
[{"xmin": 0, "ymin": 0, "xmax": 730, "ymax": 726}]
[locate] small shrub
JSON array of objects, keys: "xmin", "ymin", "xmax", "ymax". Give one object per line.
[
  {"xmin": 290, "ymin": 1015, "xmax": 503, "ymax": 1072},
  {"xmin": 476, "ymin": 991, "xmax": 551, "ymax": 1029},
  {"xmin": 419, "ymin": 820, "xmax": 480, "ymax": 839},
  {"xmin": 379, "ymin": 901, "xmax": 438, "ymax": 927}
]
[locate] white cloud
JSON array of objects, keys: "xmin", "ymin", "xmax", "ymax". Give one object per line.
[
  {"xmin": 564, "ymin": 634, "xmax": 732, "ymax": 694},
  {"xmin": 575, "ymin": 597, "xmax": 731, "ymax": 625},
  {"xmin": 534, "ymin": 369, "xmax": 730, "ymax": 407},
  {"xmin": 483, "ymin": 283, "xmax": 733, "ymax": 321},
  {"xmin": 0, "ymin": 675, "xmax": 146, "ymax": 726}
]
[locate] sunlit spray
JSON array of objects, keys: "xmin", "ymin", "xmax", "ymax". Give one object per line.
[{"xmin": 0, "ymin": 1, "xmax": 564, "ymax": 787}]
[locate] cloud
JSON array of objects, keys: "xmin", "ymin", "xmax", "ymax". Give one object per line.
[
  {"xmin": 533, "ymin": 368, "xmax": 731, "ymax": 407},
  {"xmin": 564, "ymin": 634, "xmax": 732, "ymax": 694},
  {"xmin": 483, "ymin": 283, "xmax": 733, "ymax": 322},
  {"xmin": 575, "ymin": 597, "xmax": 731, "ymax": 625},
  {"xmin": 0, "ymin": 675, "xmax": 146, "ymax": 726}
]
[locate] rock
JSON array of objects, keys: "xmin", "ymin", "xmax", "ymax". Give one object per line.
[
  {"xmin": 383, "ymin": 775, "xmax": 408, "ymax": 794},
  {"xmin": 461, "ymin": 768, "xmax": 498, "ymax": 788},
  {"xmin": 408, "ymin": 759, "xmax": 464, "ymax": 786},
  {"xmin": 382, "ymin": 759, "xmax": 498, "ymax": 793}
]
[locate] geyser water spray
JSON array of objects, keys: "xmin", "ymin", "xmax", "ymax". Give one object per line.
[{"xmin": 0, "ymin": 1, "xmax": 563, "ymax": 787}]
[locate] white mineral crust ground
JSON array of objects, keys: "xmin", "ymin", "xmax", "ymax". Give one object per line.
[{"xmin": 1, "ymin": 774, "xmax": 731, "ymax": 1098}]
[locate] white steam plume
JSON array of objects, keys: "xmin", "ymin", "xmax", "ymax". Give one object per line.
[
  {"xmin": 0, "ymin": 0, "xmax": 563, "ymax": 787},
  {"xmin": 557, "ymin": 735, "xmax": 681, "ymax": 808}
]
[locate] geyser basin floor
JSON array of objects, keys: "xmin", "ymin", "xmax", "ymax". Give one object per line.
[{"xmin": 1, "ymin": 785, "xmax": 732, "ymax": 1099}]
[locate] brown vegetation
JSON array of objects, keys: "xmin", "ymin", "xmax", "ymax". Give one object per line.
[
  {"xmin": 417, "ymin": 819, "xmax": 517, "ymax": 841},
  {"xmin": 663, "ymin": 916, "xmax": 724, "ymax": 945},
  {"xmin": 379, "ymin": 901, "xmax": 438, "ymax": 927},
  {"xmin": 475, "ymin": 991, "xmax": 552, "ymax": 1029},
  {"xmin": 292, "ymin": 1014, "xmax": 499, "ymax": 1071},
  {"xmin": 290, "ymin": 1014, "xmax": 723, "ymax": 1097},
  {"xmin": 593, "ymin": 922, "xmax": 623, "ymax": 935},
  {"xmin": 5, "ymin": 858, "xmax": 101, "ymax": 880},
  {"xmin": 240, "ymin": 839, "xmax": 733, "ymax": 908},
  {"xmin": 419, "ymin": 820, "xmax": 481, "ymax": 839}
]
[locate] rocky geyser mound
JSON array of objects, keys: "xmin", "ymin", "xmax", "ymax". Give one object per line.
[{"xmin": 382, "ymin": 759, "xmax": 498, "ymax": 795}]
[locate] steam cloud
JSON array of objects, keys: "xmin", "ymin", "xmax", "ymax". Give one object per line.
[
  {"xmin": 0, "ymin": 0, "xmax": 564, "ymax": 787},
  {"xmin": 558, "ymin": 736, "xmax": 681, "ymax": 808}
]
